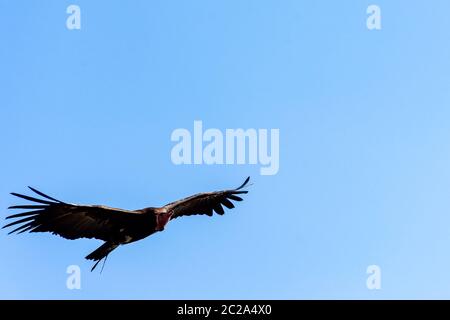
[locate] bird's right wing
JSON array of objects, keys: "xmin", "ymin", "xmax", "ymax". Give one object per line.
[
  {"xmin": 165, "ymin": 177, "xmax": 250, "ymax": 220},
  {"xmin": 3, "ymin": 187, "xmax": 144, "ymax": 241}
]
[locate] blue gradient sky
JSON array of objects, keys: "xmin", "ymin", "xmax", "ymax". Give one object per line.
[{"xmin": 1, "ymin": 1, "xmax": 450, "ymax": 299}]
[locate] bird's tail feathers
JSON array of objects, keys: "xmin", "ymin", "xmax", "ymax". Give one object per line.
[{"xmin": 85, "ymin": 242, "xmax": 118, "ymax": 272}]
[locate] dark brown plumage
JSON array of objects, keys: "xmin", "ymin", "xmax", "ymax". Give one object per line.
[{"xmin": 3, "ymin": 177, "xmax": 250, "ymax": 271}]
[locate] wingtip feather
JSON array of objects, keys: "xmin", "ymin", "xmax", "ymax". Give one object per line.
[
  {"xmin": 27, "ymin": 186, "xmax": 63, "ymax": 203},
  {"xmin": 236, "ymin": 176, "xmax": 250, "ymax": 190}
]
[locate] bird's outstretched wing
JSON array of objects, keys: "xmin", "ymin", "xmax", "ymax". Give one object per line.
[
  {"xmin": 165, "ymin": 177, "xmax": 250, "ymax": 220},
  {"xmin": 3, "ymin": 187, "xmax": 143, "ymax": 241}
]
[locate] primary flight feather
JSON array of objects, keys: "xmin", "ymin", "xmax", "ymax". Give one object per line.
[{"xmin": 3, "ymin": 177, "xmax": 250, "ymax": 271}]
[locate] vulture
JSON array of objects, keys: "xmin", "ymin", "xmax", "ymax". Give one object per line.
[{"xmin": 3, "ymin": 177, "xmax": 250, "ymax": 271}]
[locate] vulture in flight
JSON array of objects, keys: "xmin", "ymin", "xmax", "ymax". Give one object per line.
[{"xmin": 3, "ymin": 177, "xmax": 250, "ymax": 271}]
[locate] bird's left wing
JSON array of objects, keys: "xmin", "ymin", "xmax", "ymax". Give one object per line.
[
  {"xmin": 3, "ymin": 187, "xmax": 144, "ymax": 241},
  {"xmin": 165, "ymin": 177, "xmax": 250, "ymax": 220}
]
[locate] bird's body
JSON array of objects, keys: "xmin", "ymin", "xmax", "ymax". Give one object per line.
[{"xmin": 3, "ymin": 177, "xmax": 250, "ymax": 271}]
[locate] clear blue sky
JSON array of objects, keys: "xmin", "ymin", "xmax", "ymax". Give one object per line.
[{"xmin": 1, "ymin": 0, "xmax": 450, "ymax": 299}]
